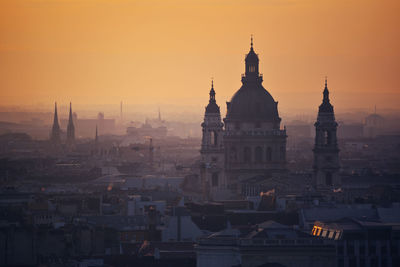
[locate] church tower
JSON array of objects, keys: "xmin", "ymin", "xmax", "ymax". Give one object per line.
[
  {"xmin": 200, "ymin": 80, "xmax": 225, "ymax": 199},
  {"xmin": 50, "ymin": 102, "xmax": 61, "ymax": 144},
  {"xmin": 66, "ymin": 102, "xmax": 75, "ymax": 146},
  {"xmin": 313, "ymin": 79, "xmax": 340, "ymax": 190},
  {"xmin": 223, "ymin": 38, "xmax": 286, "ymax": 196}
]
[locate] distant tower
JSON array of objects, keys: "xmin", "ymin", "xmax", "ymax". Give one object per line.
[
  {"xmin": 66, "ymin": 102, "xmax": 75, "ymax": 146},
  {"xmin": 149, "ymin": 138, "xmax": 154, "ymax": 167},
  {"xmin": 158, "ymin": 107, "xmax": 162, "ymax": 121},
  {"xmin": 50, "ymin": 102, "xmax": 61, "ymax": 144},
  {"xmin": 120, "ymin": 101, "xmax": 123, "ymax": 123},
  {"xmin": 200, "ymin": 80, "xmax": 225, "ymax": 199},
  {"xmin": 95, "ymin": 124, "xmax": 98, "ymax": 145},
  {"xmin": 313, "ymin": 78, "xmax": 340, "ymax": 191}
]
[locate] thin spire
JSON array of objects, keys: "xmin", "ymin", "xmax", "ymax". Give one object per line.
[
  {"xmin": 95, "ymin": 125, "xmax": 98, "ymax": 142},
  {"xmin": 51, "ymin": 101, "xmax": 61, "ymax": 143},
  {"xmin": 250, "ymin": 34, "xmax": 253, "ymax": 49},
  {"xmin": 69, "ymin": 102, "xmax": 73, "ymax": 120},
  {"xmin": 322, "ymin": 77, "xmax": 331, "ymax": 105},
  {"xmin": 325, "ymin": 76, "xmax": 328, "ymax": 89},
  {"xmin": 53, "ymin": 102, "xmax": 59, "ymax": 125},
  {"xmin": 67, "ymin": 101, "xmax": 75, "ymax": 145},
  {"xmin": 211, "ymin": 77, "xmax": 214, "ymax": 89}
]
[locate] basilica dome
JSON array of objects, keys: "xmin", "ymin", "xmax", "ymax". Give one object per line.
[
  {"xmin": 225, "ymin": 40, "xmax": 280, "ymax": 123},
  {"xmin": 226, "ymin": 83, "xmax": 280, "ymax": 122}
]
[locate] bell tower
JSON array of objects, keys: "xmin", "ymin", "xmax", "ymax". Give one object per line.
[
  {"xmin": 313, "ymin": 78, "xmax": 340, "ymax": 191},
  {"xmin": 200, "ymin": 80, "xmax": 225, "ymax": 199}
]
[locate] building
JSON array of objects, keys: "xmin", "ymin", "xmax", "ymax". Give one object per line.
[
  {"xmin": 364, "ymin": 112, "xmax": 385, "ymax": 138},
  {"xmin": 61, "ymin": 112, "xmax": 116, "ymax": 138},
  {"xmin": 200, "ymin": 80, "xmax": 225, "ymax": 199},
  {"xmin": 311, "ymin": 218, "xmax": 400, "ymax": 267},
  {"xmin": 196, "ymin": 220, "xmax": 336, "ymax": 267},
  {"xmin": 200, "ymin": 39, "xmax": 287, "ymax": 200},
  {"xmin": 312, "ymin": 79, "xmax": 341, "ymax": 191}
]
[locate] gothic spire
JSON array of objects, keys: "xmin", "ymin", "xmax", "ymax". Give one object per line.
[
  {"xmin": 50, "ymin": 102, "xmax": 61, "ymax": 143},
  {"xmin": 67, "ymin": 102, "xmax": 75, "ymax": 144},
  {"xmin": 53, "ymin": 102, "xmax": 59, "ymax": 127}
]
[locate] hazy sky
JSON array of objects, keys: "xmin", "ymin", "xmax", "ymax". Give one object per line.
[{"xmin": 0, "ymin": 0, "xmax": 399, "ymax": 113}]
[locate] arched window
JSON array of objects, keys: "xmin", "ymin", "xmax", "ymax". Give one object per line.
[
  {"xmin": 210, "ymin": 131, "xmax": 215, "ymax": 146},
  {"xmin": 212, "ymin": 173, "xmax": 219, "ymax": 187},
  {"xmin": 255, "ymin": 146, "xmax": 263, "ymax": 163},
  {"xmin": 280, "ymin": 146, "xmax": 286, "ymax": 161},
  {"xmin": 327, "ymin": 131, "xmax": 332, "ymax": 145},
  {"xmin": 326, "ymin": 172, "xmax": 333, "ymax": 186},
  {"xmin": 266, "ymin": 147, "xmax": 272, "ymax": 162},
  {"xmin": 324, "ymin": 131, "xmax": 329, "ymax": 145},
  {"xmin": 230, "ymin": 147, "xmax": 237, "ymax": 161},
  {"xmin": 244, "ymin": 147, "xmax": 251, "ymax": 163}
]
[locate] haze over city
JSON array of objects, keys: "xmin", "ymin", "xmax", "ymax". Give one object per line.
[
  {"xmin": 1, "ymin": 1, "xmax": 400, "ymax": 267},
  {"xmin": 1, "ymin": 0, "xmax": 399, "ymax": 113}
]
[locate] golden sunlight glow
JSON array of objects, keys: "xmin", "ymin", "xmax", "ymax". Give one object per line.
[{"xmin": 0, "ymin": 0, "xmax": 399, "ymax": 111}]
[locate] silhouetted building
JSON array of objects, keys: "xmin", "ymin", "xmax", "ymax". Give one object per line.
[
  {"xmin": 66, "ymin": 102, "xmax": 75, "ymax": 146},
  {"xmin": 364, "ymin": 111, "xmax": 385, "ymax": 138},
  {"xmin": 311, "ymin": 218, "xmax": 400, "ymax": 267},
  {"xmin": 50, "ymin": 102, "xmax": 61, "ymax": 144},
  {"xmin": 200, "ymin": 39, "xmax": 287, "ymax": 199},
  {"xmin": 313, "ymin": 79, "xmax": 340, "ymax": 191},
  {"xmin": 200, "ymin": 80, "xmax": 225, "ymax": 199},
  {"xmin": 196, "ymin": 220, "xmax": 335, "ymax": 267}
]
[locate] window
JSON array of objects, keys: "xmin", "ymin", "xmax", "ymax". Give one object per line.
[
  {"xmin": 255, "ymin": 147, "xmax": 262, "ymax": 163},
  {"xmin": 266, "ymin": 147, "xmax": 272, "ymax": 161},
  {"xmin": 244, "ymin": 147, "xmax": 251, "ymax": 163},
  {"xmin": 324, "ymin": 131, "xmax": 328, "ymax": 145},
  {"xmin": 280, "ymin": 146, "xmax": 285, "ymax": 161},
  {"xmin": 210, "ymin": 131, "xmax": 217, "ymax": 146},
  {"xmin": 326, "ymin": 172, "xmax": 333, "ymax": 186},
  {"xmin": 212, "ymin": 173, "xmax": 219, "ymax": 187}
]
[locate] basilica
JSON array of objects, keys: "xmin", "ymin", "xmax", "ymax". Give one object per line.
[{"xmin": 200, "ymin": 40, "xmax": 340, "ymax": 200}]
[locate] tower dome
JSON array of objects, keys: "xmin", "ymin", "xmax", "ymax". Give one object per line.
[
  {"xmin": 205, "ymin": 80, "xmax": 220, "ymax": 114},
  {"xmin": 225, "ymin": 38, "xmax": 280, "ymax": 125}
]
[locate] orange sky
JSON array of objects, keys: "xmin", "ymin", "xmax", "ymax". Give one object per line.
[{"xmin": 0, "ymin": 0, "xmax": 399, "ymax": 113}]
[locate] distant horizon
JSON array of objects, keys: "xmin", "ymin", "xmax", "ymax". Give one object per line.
[{"xmin": 1, "ymin": 0, "xmax": 399, "ymax": 110}]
